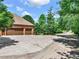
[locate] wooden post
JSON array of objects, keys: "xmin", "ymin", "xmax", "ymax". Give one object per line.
[
  {"xmin": 31, "ymin": 28, "xmax": 34, "ymax": 35},
  {"xmin": 0, "ymin": 30, "xmax": 2, "ymax": 36},
  {"xmin": 4, "ymin": 28, "xmax": 7, "ymax": 35},
  {"xmin": 23, "ymin": 28, "xmax": 26, "ymax": 35}
]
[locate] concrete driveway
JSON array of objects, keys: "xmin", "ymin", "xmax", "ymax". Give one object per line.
[{"xmin": 0, "ymin": 35, "xmax": 71, "ymax": 59}]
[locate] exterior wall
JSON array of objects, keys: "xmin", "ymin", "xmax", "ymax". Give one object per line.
[{"xmin": 2, "ymin": 25, "xmax": 34, "ymax": 35}]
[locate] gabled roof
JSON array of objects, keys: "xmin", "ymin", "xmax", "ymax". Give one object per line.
[{"xmin": 13, "ymin": 15, "xmax": 34, "ymax": 26}]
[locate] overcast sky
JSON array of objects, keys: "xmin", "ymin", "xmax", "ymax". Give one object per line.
[{"xmin": 3, "ymin": 0, "xmax": 60, "ymax": 21}]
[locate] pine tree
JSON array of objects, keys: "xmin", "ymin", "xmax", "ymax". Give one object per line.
[
  {"xmin": 38, "ymin": 14, "xmax": 46, "ymax": 34},
  {"xmin": 47, "ymin": 7, "xmax": 55, "ymax": 34}
]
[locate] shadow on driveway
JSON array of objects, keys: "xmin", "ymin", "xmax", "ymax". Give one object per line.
[{"xmin": 0, "ymin": 37, "xmax": 18, "ymax": 49}]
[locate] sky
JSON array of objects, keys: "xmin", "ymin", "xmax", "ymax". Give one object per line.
[{"xmin": 3, "ymin": 0, "xmax": 60, "ymax": 21}]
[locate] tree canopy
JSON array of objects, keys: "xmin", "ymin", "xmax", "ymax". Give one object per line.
[
  {"xmin": 38, "ymin": 14, "xmax": 46, "ymax": 34},
  {"xmin": 35, "ymin": 7, "xmax": 60, "ymax": 35},
  {"xmin": 0, "ymin": 0, "xmax": 14, "ymax": 31},
  {"xmin": 59, "ymin": 0, "xmax": 79, "ymax": 35},
  {"xmin": 47, "ymin": 7, "xmax": 55, "ymax": 34},
  {"xmin": 23, "ymin": 15, "xmax": 34, "ymax": 24},
  {"xmin": 59, "ymin": 0, "xmax": 79, "ymax": 15}
]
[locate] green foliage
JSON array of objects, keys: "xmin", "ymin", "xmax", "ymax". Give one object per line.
[
  {"xmin": 35, "ymin": 14, "xmax": 46, "ymax": 35},
  {"xmin": 47, "ymin": 7, "xmax": 56, "ymax": 34},
  {"xmin": 0, "ymin": 2, "xmax": 7, "ymax": 11},
  {"xmin": 59, "ymin": 0, "xmax": 79, "ymax": 35},
  {"xmin": 0, "ymin": 0, "xmax": 14, "ymax": 31},
  {"xmin": 0, "ymin": 0, "xmax": 4, "ymax": 1},
  {"xmin": 59, "ymin": 0, "xmax": 79, "ymax": 15},
  {"xmin": 34, "ymin": 23, "xmax": 41, "ymax": 35},
  {"xmin": 38, "ymin": 14, "xmax": 46, "ymax": 34},
  {"xmin": 71, "ymin": 14, "xmax": 79, "ymax": 35},
  {"xmin": 58, "ymin": 14, "xmax": 72, "ymax": 31},
  {"xmin": 23, "ymin": 15, "xmax": 34, "ymax": 24},
  {"xmin": 35, "ymin": 7, "xmax": 61, "ymax": 35},
  {"xmin": 54, "ymin": 21, "xmax": 62, "ymax": 33}
]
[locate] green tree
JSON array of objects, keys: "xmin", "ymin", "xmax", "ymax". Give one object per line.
[
  {"xmin": 59, "ymin": 0, "xmax": 79, "ymax": 35},
  {"xmin": 58, "ymin": 14, "xmax": 72, "ymax": 31},
  {"xmin": 47, "ymin": 7, "xmax": 55, "ymax": 34},
  {"xmin": 38, "ymin": 14, "xmax": 46, "ymax": 34},
  {"xmin": 35, "ymin": 8, "xmax": 61, "ymax": 35},
  {"xmin": 34, "ymin": 23, "xmax": 41, "ymax": 35},
  {"xmin": 71, "ymin": 14, "xmax": 79, "ymax": 35},
  {"xmin": 59, "ymin": 0, "xmax": 79, "ymax": 16},
  {"xmin": 23, "ymin": 15, "xmax": 34, "ymax": 24},
  {"xmin": 0, "ymin": 0, "xmax": 14, "ymax": 33}
]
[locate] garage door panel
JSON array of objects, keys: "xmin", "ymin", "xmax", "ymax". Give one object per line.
[{"xmin": 6, "ymin": 28, "xmax": 32, "ymax": 35}]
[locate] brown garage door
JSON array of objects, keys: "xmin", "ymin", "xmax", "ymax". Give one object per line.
[
  {"xmin": 25, "ymin": 28, "xmax": 32, "ymax": 35},
  {"xmin": 2, "ymin": 28, "xmax": 32, "ymax": 35},
  {"xmin": 6, "ymin": 28, "xmax": 23, "ymax": 35}
]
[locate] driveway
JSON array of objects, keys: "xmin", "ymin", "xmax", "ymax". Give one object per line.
[{"xmin": 0, "ymin": 35, "xmax": 71, "ymax": 59}]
